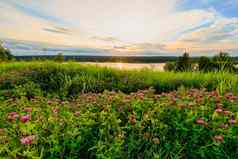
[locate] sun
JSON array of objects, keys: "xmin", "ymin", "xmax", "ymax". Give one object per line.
[{"xmin": 117, "ymin": 63, "xmax": 124, "ymax": 70}]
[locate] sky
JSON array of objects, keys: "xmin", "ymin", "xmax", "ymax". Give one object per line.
[{"xmin": 0, "ymin": 0, "xmax": 238, "ymax": 55}]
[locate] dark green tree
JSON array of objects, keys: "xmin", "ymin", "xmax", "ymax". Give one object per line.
[
  {"xmin": 54, "ymin": 53, "xmax": 65, "ymax": 62},
  {"xmin": 164, "ymin": 62, "xmax": 176, "ymax": 72},
  {"xmin": 176, "ymin": 52, "xmax": 192, "ymax": 71},
  {"xmin": 0, "ymin": 42, "xmax": 13, "ymax": 61},
  {"xmin": 212, "ymin": 52, "xmax": 234, "ymax": 72},
  {"xmin": 198, "ymin": 56, "xmax": 212, "ymax": 72}
]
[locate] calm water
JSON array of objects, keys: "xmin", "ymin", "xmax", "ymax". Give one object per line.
[{"xmin": 81, "ymin": 62, "xmax": 165, "ymax": 71}]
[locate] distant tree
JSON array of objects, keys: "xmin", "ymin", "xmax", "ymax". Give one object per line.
[
  {"xmin": 0, "ymin": 42, "xmax": 14, "ymax": 61},
  {"xmin": 176, "ymin": 52, "xmax": 192, "ymax": 71},
  {"xmin": 212, "ymin": 52, "xmax": 234, "ymax": 72},
  {"xmin": 198, "ymin": 56, "xmax": 212, "ymax": 72},
  {"xmin": 54, "ymin": 53, "xmax": 65, "ymax": 62},
  {"xmin": 164, "ymin": 62, "xmax": 176, "ymax": 72}
]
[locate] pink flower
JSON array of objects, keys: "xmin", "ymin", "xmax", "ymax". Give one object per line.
[
  {"xmin": 7, "ymin": 112, "xmax": 19, "ymax": 121},
  {"xmin": 228, "ymin": 118, "xmax": 236, "ymax": 125},
  {"xmin": 214, "ymin": 135, "xmax": 224, "ymax": 142},
  {"xmin": 223, "ymin": 110, "xmax": 232, "ymax": 115},
  {"xmin": 74, "ymin": 111, "xmax": 81, "ymax": 117},
  {"xmin": 52, "ymin": 108, "xmax": 60, "ymax": 114},
  {"xmin": 23, "ymin": 108, "xmax": 32, "ymax": 113},
  {"xmin": 20, "ymin": 115, "xmax": 31, "ymax": 123},
  {"xmin": 219, "ymin": 123, "xmax": 228, "ymax": 129},
  {"xmin": 60, "ymin": 101, "xmax": 65, "ymax": 105},
  {"xmin": 196, "ymin": 118, "xmax": 207, "ymax": 126},
  {"xmin": 0, "ymin": 128, "xmax": 4, "ymax": 135},
  {"xmin": 20, "ymin": 135, "xmax": 36, "ymax": 145},
  {"xmin": 215, "ymin": 108, "xmax": 223, "ymax": 113},
  {"xmin": 47, "ymin": 100, "xmax": 53, "ymax": 105}
]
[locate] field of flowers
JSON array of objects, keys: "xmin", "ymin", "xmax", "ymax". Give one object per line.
[
  {"xmin": 0, "ymin": 88, "xmax": 237, "ymax": 158},
  {"xmin": 0, "ymin": 61, "xmax": 238, "ymax": 158}
]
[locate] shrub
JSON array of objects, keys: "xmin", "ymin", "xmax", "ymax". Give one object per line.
[
  {"xmin": 164, "ymin": 62, "xmax": 176, "ymax": 72},
  {"xmin": 0, "ymin": 42, "xmax": 14, "ymax": 61},
  {"xmin": 54, "ymin": 53, "xmax": 65, "ymax": 62}
]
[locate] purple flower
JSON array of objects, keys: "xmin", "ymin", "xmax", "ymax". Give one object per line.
[
  {"xmin": 228, "ymin": 118, "xmax": 236, "ymax": 125},
  {"xmin": 20, "ymin": 115, "xmax": 31, "ymax": 123},
  {"xmin": 47, "ymin": 100, "xmax": 53, "ymax": 105},
  {"xmin": 215, "ymin": 108, "xmax": 223, "ymax": 113},
  {"xmin": 20, "ymin": 135, "xmax": 36, "ymax": 145},
  {"xmin": 52, "ymin": 108, "xmax": 60, "ymax": 114},
  {"xmin": 23, "ymin": 108, "xmax": 33, "ymax": 113},
  {"xmin": 7, "ymin": 112, "xmax": 19, "ymax": 121},
  {"xmin": 196, "ymin": 118, "xmax": 207, "ymax": 126},
  {"xmin": 223, "ymin": 110, "xmax": 232, "ymax": 115},
  {"xmin": 74, "ymin": 111, "xmax": 81, "ymax": 117},
  {"xmin": 214, "ymin": 135, "xmax": 224, "ymax": 142},
  {"xmin": 60, "ymin": 101, "xmax": 65, "ymax": 105}
]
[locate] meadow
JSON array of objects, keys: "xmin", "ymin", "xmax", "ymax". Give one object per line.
[{"xmin": 0, "ymin": 61, "xmax": 238, "ymax": 158}]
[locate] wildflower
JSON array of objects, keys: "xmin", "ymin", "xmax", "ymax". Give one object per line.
[
  {"xmin": 20, "ymin": 135, "xmax": 36, "ymax": 145},
  {"xmin": 223, "ymin": 110, "xmax": 232, "ymax": 115},
  {"xmin": 215, "ymin": 108, "xmax": 223, "ymax": 113},
  {"xmin": 52, "ymin": 108, "xmax": 60, "ymax": 114},
  {"xmin": 60, "ymin": 101, "xmax": 65, "ymax": 105},
  {"xmin": 228, "ymin": 118, "xmax": 236, "ymax": 125},
  {"xmin": 7, "ymin": 112, "xmax": 19, "ymax": 121},
  {"xmin": 178, "ymin": 103, "xmax": 185, "ymax": 110},
  {"xmin": 219, "ymin": 123, "xmax": 228, "ymax": 129},
  {"xmin": 196, "ymin": 118, "xmax": 207, "ymax": 126},
  {"xmin": 23, "ymin": 108, "xmax": 32, "ymax": 113},
  {"xmin": 214, "ymin": 135, "xmax": 224, "ymax": 142},
  {"xmin": 136, "ymin": 92, "xmax": 144, "ymax": 100},
  {"xmin": 0, "ymin": 128, "xmax": 4, "ymax": 135},
  {"xmin": 47, "ymin": 100, "xmax": 53, "ymax": 105},
  {"xmin": 74, "ymin": 111, "xmax": 81, "ymax": 117},
  {"xmin": 216, "ymin": 103, "xmax": 223, "ymax": 109},
  {"xmin": 143, "ymin": 132, "xmax": 150, "ymax": 140},
  {"xmin": 152, "ymin": 137, "xmax": 160, "ymax": 144},
  {"xmin": 20, "ymin": 115, "xmax": 31, "ymax": 123},
  {"xmin": 129, "ymin": 115, "xmax": 136, "ymax": 125}
]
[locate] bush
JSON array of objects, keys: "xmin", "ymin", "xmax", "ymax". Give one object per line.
[
  {"xmin": 13, "ymin": 81, "xmax": 42, "ymax": 98},
  {"xmin": 164, "ymin": 62, "xmax": 176, "ymax": 72},
  {"xmin": 0, "ymin": 42, "xmax": 14, "ymax": 61},
  {"xmin": 54, "ymin": 53, "xmax": 65, "ymax": 62},
  {"xmin": 198, "ymin": 56, "xmax": 212, "ymax": 72},
  {"xmin": 176, "ymin": 52, "xmax": 192, "ymax": 72}
]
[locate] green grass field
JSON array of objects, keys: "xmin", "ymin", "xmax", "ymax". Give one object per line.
[{"xmin": 0, "ymin": 61, "xmax": 238, "ymax": 158}]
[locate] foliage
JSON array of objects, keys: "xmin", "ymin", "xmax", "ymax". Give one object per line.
[
  {"xmin": 198, "ymin": 52, "xmax": 234, "ymax": 72},
  {"xmin": 54, "ymin": 53, "xmax": 65, "ymax": 62},
  {"xmin": 0, "ymin": 88, "xmax": 237, "ymax": 158},
  {"xmin": 212, "ymin": 52, "xmax": 235, "ymax": 72},
  {"xmin": 0, "ymin": 42, "xmax": 14, "ymax": 61},
  {"xmin": 163, "ymin": 62, "xmax": 176, "ymax": 72},
  {"xmin": 0, "ymin": 61, "xmax": 238, "ymax": 97},
  {"xmin": 176, "ymin": 52, "xmax": 192, "ymax": 72}
]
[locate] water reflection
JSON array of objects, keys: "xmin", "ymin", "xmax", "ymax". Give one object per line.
[{"xmin": 82, "ymin": 62, "xmax": 165, "ymax": 71}]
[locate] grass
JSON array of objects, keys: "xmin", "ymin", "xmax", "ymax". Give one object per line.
[{"xmin": 0, "ymin": 61, "xmax": 238, "ymax": 98}]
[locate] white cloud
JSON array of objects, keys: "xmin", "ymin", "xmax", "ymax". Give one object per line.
[{"xmin": 0, "ymin": 0, "xmax": 238, "ymax": 54}]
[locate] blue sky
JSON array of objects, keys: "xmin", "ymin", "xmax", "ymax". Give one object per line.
[{"xmin": 0, "ymin": 0, "xmax": 238, "ymax": 55}]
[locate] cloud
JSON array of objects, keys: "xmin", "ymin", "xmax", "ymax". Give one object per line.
[
  {"xmin": 91, "ymin": 36, "xmax": 121, "ymax": 42},
  {"xmin": 43, "ymin": 26, "xmax": 73, "ymax": 35},
  {"xmin": 0, "ymin": 0, "xmax": 238, "ymax": 55}
]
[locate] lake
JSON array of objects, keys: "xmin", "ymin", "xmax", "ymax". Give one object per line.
[{"xmin": 80, "ymin": 62, "xmax": 166, "ymax": 71}]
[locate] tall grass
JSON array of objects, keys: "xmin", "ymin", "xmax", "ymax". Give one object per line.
[{"xmin": 0, "ymin": 61, "xmax": 238, "ymax": 97}]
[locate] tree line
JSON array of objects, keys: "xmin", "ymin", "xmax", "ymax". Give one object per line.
[{"xmin": 164, "ymin": 52, "xmax": 236, "ymax": 72}]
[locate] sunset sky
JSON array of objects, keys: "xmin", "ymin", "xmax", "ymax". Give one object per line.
[{"xmin": 0, "ymin": 0, "xmax": 238, "ymax": 55}]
